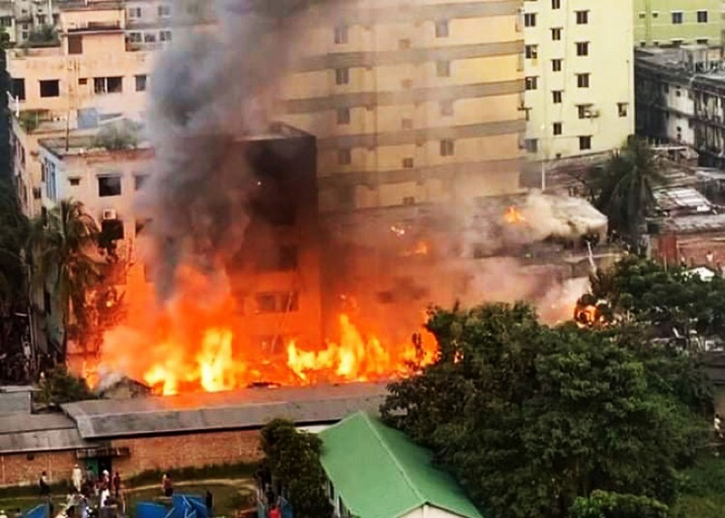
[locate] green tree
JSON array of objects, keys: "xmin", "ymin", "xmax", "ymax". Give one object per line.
[
  {"xmin": 28, "ymin": 199, "xmax": 101, "ymax": 357},
  {"xmin": 570, "ymin": 491, "xmax": 670, "ymax": 518},
  {"xmin": 594, "ymin": 137, "xmax": 665, "ymax": 244},
  {"xmin": 36, "ymin": 364, "xmax": 95, "ymax": 406},
  {"xmin": 381, "ymin": 303, "xmax": 709, "ymax": 518},
  {"xmin": 260, "ymin": 419, "xmax": 333, "ymax": 518}
]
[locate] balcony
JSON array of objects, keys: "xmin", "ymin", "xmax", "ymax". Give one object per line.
[{"xmin": 65, "ymin": 20, "xmax": 122, "ymax": 33}]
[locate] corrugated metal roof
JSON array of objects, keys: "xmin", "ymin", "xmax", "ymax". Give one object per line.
[
  {"xmin": 0, "ymin": 392, "xmax": 31, "ymax": 415},
  {"xmin": 63, "ymin": 383, "xmax": 388, "ymax": 439},
  {"xmin": 0, "ymin": 413, "xmax": 96, "ymax": 454}
]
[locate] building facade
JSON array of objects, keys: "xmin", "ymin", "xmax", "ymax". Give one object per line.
[
  {"xmin": 522, "ymin": 0, "xmax": 634, "ymax": 163},
  {"xmin": 7, "ymin": 1, "xmax": 154, "ymax": 217},
  {"xmin": 633, "ymin": 0, "xmax": 721, "ymax": 48},
  {"xmin": 275, "ymin": 0, "xmax": 525, "ymax": 213},
  {"xmin": 635, "ymin": 46, "xmax": 725, "ymax": 168}
]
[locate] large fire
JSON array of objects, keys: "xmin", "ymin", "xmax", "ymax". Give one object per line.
[
  {"xmin": 504, "ymin": 206, "xmax": 526, "ymax": 224},
  {"xmin": 92, "ymin": 265, "xmax": 437, "ymax": 396}
]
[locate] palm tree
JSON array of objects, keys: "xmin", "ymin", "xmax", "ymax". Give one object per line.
[
  {"xmin": 595, "ymin": 136, "xmax": 665, "ymax": 244},
  {"xmin": 28, "ymin": 199, "xmax": 101, "ymax": 359}
]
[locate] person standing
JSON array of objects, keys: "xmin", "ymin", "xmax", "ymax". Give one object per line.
[
  {"xmin": 162, "ymin": 474, "xmax": 173, "ymax": 497},
  {"xmin": 72, "ymin": 465, "xmax": 83, "ymax": 493},
  {"xmin": 112, "ymin": 472, "xmax": 121, "ymax": 498},
  {"xmin": 205, "ymin": 490, "xmax": 213, "ymax": 517},
  {"xmin": 39, "ymin": 471, "xmax": 50, "ymax": 496}
]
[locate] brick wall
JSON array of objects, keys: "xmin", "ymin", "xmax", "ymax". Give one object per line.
[
  {"xmin": 0, "ymin": 451, "xmax": 77, "ymax": 487},
  {"xmin": 112, "ymin": 430, "xmax": 263, "ymax": 476}
]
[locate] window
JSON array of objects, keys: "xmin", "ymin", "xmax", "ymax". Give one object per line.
[
  {"xmin": 39, "ymin": 80, "xmax": 59, "ymax": 98},
  {"xmin": 143, "ymin": 32, "xmax": 156, "ymax": 43},
  {"xmin": 45, "ymin": 160, "xmax": 57, "ymax": 200},
  {"xmin": 579, "ymin": 136, "xmax": 592, "ymax": 151},
  {"xmin": 440, "ymin": 139, "xmax": 455, "ymax": 156},
  {"xmin": 638, "ymin": 12, "xmax": 646, "ymax": 19},
  {"xmin": 697, "ymin": 10, "xmax": 708, "ymax": 23},
  {"xmin": 338, "ymin": 149, "xmax": 351, "ymax": 165},
  {"xmin": 402, "ymin": 157, "xmax": 414, "ymax": 168},
  {"xmin": 159, "ymin": 30, "xmax": 172, "ymax": 42},
  {"xmin": 334, "ymin": 25, "xmax": 348, "ymax": 44},
  {"xmin": 335, "ymin": 68, "xmax": 349, "ymax": 85},
  {"xmin": 98, "ymin": 175, "xmax": 122, "ymax": 197},
  {"xmin": 525, "ymin": 76, "xmax": 538, "ymax": 90},
  {"xmin": 552, "ymin": 90, "xmax": 562, "ymax": 103},
  {"xmin": 671, "ymin": 39, "xmax": 683, "ymax": 47},
  {"xmin": 525, "ymin": 45, "xmax": 538, "ymax": 59},
  {"xmin": 135, "ymin": 74, "xmax": 147, "ymax": 92},
  {"xmin": 576, "ymin": 42, "xmax": 589, "ymax": 56},
  {"xmin": 68, "ymin": 35, "xmax": 83, "ymax": 54},
  {"xmin": 0, "ymin": 17, "xmax": 11, "ymax": 27},
  {"xmin": 11, "ymin": 78, "xmax": 25, "ymax": 101},
  {"xmin": 697, "ymin": 38, "xmax": 709, "ymax": 45},
  {"xmin": 577, "ymin": 104, "xmax": 593, "ymax": 119},
  {"xmin": 524, "ymin": 13, "xmax": 536, "ymax": 27},
  {"xmin": 435, "ymin": 20, "xmax": 449, "ymax": 38},
  {"xmin": 134, "ymin": 174, "xmax": 149, "ymax": 191},
  {"xmin": 671, "ymin": 11, "xmax": 683, "ymax": 24},
  {"xmin": 436, "ymin": 60, "xmax": 451, "ymax": 77},
  {"xmin": 128, "ymin": 31, "xmax": 142, "ymax": 43},
  {"xmin": 552, "ymin": 59, "xmax": 562, "ymax": 72},
  {"xmin": 69, "ymin": 178, "xmax": 80, "ymax": 186},
  {"xmin": 551, "ymin": 28, "xmax": 562, "ymax": 41},
  {"xmin": 440, "ymin": 100, "xmax": 454, "ymax": 116},
  {"xmin": 577, "ymin": 73, "xmax": 590, "ymax": 88},
  {"xmin": 618, "ymin": 102, "xmax": 628, "ymax": 117},
  {"xmin": 551, "ymin": 0, "xmax": 561, "ymax": 9},
  {"xmin": 575, "ymin": 10, "xmax": 589, "ymax": 24},
  {"xmin": 336, "ymin": 107, "xmax": 351, "ymax": 125},
  {"xmin": 127, "ymin": 7, "xmax": 142, "ymax": 19},
  {"xmin": 553, "ymin": 122, "xmax": 562, "ymax": 136},
  {"xmin": 524, "ymin": 139, "xmax": 538, "ymax": 153},
  {"xmin": 158, "ymin": 4, "xmax": 171, "ymax": 18},
  {"xmin": 401, "ymin": 118, "xmax": 413, "ymax": 130},
  {"xmin": 94, "ymin": 76, "xmax": 123, "ymax": 94},
  {"xmin": 255, "ymin": 292, "xmax": 299, "ymax": 313}
]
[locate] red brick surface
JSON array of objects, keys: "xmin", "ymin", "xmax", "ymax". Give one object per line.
[
  {"xmin": 112, "ymin": 430, "xmax": 263, "ymax": 475},
  {"xmin": 0, "ymin": 451, "xmax": 77, "ymax": 487}
]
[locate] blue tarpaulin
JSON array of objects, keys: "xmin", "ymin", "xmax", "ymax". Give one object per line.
[
  {"xmin": 24, "ymin": 504, "xmax": 48, "ymax": 518},
  {"xmin": 137, "ymin": 503, "xmax": 168, "ymax": 518},
  {"xmin": 138, "ymin": 494, "xmax": 208, "ymax": 518}
]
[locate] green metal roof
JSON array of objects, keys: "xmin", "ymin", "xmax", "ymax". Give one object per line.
[{"xmin": 319, "ymin": 412, "xmax": 483, "ymax": 518}]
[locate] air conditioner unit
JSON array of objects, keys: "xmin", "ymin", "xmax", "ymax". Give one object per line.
[{"xmin": 102, "ymin": 209, "xmax": 117, "ymax": 220}]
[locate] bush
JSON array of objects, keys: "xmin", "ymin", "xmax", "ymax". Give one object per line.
[{"xmin": 570, "ymin": 491, "xmax": 671, "ymax": 518}]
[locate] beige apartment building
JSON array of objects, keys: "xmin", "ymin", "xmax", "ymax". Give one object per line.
[
  {"xmin": 7, "ymin": 0, "xmax": 154, "ymax": 217},
  {"xmin": 277, "ymin": 0, "xmax": 526, "ymax": 213},
  {"xmin": 522, "ymin": 0, "xmax": 634, "ymax": 164}
]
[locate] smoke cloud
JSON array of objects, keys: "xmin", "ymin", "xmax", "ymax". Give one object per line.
[{"xmin": 137, "ymin": 0, "xmax": 606, "ymax": 324}]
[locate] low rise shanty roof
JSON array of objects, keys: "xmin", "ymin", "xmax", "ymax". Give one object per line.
[
  {"xmin": 660, "ymin": 212, "xmax": 725, "ymax": 234},
  {"xmin": 0, "ymin": 391, "xmax": 31, "ymax": 415},
  {"xmin": 63, "ymin": 382, "xmax": 387, "ymax": 440},
  {"xmin": 0, "ymin": 413, "xmax": 96, "ymax": 454},
  {"xmin": 319, "ymin": 412, "xmax": 483, "ymax": 518}
]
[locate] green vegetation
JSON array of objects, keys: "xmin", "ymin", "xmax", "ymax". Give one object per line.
[
  {"xmin": 35, "ymin": 365, "xmax": 96, "ymax": 406},
  {"xmin": 676, "ymin": 455, "xmax": 725, "ymax": 518},
  {"xmin": 593, "ymin": 136, "xmax": 665, "ymax": 245},
  {"xmin": 381, "ymin": 300, "xmax": 710, "ymax": 518},
  {"xmin": 93, "ymin": 121, "xmax": 141, "ymax": 151},
  {"xmin": 260, "ymin": 419, "xmax": 332, "ymax": 518},
  {"xmin": 124, "ymin": 462, "xmax": 257, "ymax": 488}
]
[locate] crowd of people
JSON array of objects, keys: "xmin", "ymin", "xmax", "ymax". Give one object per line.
[{"xmin": 37, "ymin": 465, "xmax": 126, "ymax": 518}]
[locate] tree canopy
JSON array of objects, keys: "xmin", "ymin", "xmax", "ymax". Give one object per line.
[
  {"xmin": 594, "ymin": 137, "xmax": 665, "ymax": 245},
  {"xmin": 381, "ymin": 302, "xmax": 710, "ymax": 518},
  {"xmin": 259, "ymin": 419, "xmax": 332, "ymax": 518},
  {"xmin": 35, "ymin": 364, "xmax": 96, "ymax": 406}
]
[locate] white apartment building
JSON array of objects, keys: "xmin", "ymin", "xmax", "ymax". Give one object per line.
[
  {"xmin": 522, "ymin": 0, "xmax": 635, "ymax": 162},
  {"xmin": 7, "ymin": 0, "xmax": 154, "ymax": 217},
  {"xmin": 275, "ymin": 0, "xmax": 526, "ymax": 213}
]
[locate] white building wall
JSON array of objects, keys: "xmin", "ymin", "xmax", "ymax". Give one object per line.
[
  {"xmin": 523, "ymin": 0, "xmax": 635, "ymax": 160},
  {"xmin": 400, "ymin": 504, "xmax": 470, "ymax": 518}
]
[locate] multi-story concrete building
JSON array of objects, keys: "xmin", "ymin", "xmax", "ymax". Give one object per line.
[
  {"xmin": 7, "ymin": 0, "xmax": 154, "ymax": 217},
  {"xmin": 521, "ymin": 0, "xmax": 634, "ymax": 164},
  {"xmin": 276, "ymin": 0, "xmax": 526, "ymax": 213},
  {"xmin": 636, "ymin": 45, "xmax": 725, "ymax": 168},
  {"xmin": 634, "ymin": 0, "xmax": 721, "ymax": 48}
]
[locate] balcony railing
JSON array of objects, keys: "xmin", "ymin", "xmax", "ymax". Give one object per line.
[{"xmin": 66, "ymin": 20, "xmax": 122, "ymax": 33}]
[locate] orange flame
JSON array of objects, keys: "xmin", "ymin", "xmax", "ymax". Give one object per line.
[
  {"xmin": 94, "ymin": 265, "xmax": 438, "ymax": 396},
  {"xmin": 504, "ymin": 206, "xmax": 526, "ymax": 224}
]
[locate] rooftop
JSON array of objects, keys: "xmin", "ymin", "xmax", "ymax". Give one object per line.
[
  {"xmin": 62, "ymin": 382, "xmax": 387, "ymax": 439},
  {"xmin": 0, "ymin": 413, "xmax": 96, "ymax": 454},
  {"xmin": 660, "ymin": 211, "xmax": 725, "ymax": 234},
  {"xmin": 319, "ymin": 412, "xmax": 483, "ymax": 518}
]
